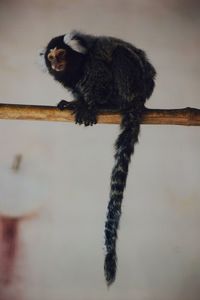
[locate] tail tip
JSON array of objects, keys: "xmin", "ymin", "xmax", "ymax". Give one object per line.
[{"xmin": 104, "ymin": 250, "xmax": 117, "ymax": 286}]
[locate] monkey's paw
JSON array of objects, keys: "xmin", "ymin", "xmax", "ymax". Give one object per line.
[
  {"xmin": 57, "ymin": 100, "xmax": 76, "ymax": 110},
  {"xmin": 74, "ymin": 107, "xmax": 97, "ymax": 126}
]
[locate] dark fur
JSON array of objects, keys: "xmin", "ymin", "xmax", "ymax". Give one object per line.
[{"xmin": 42, "ymin": 31, "xmax": 156, "ymax": 285}]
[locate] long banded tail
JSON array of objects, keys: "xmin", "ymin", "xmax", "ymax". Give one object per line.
[{"xmin": 104, "ymin": 105, "xmax": 144, "ymax": 286}]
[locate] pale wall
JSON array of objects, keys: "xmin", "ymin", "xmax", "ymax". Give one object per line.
[{"xmin": 0, "ymin": 1, "xmax": 200, "ymax": 300}]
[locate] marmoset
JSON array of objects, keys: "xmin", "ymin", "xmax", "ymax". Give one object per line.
[{"xmin": 40, "ymin": 31, "xmax": 156, "ymax": 285}]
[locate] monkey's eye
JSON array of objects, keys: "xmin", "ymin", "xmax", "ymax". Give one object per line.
[
  {"xmin": 48, "ymin": 54, "xmax": 54, "ymax": 61},
  {"xmin": 57, "ymin": 49, "xmax": 66, "ymax": 58}
]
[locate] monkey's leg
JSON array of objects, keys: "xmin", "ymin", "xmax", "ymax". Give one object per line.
[
  {"xmin": 97, "ymin": 102, "xmax": 120, "ymax": 112},
  {"xmin": 58, "ymin": 99, "xmax": 97, "ymax": 126},
  {"xmin": 74, "ymin": 103, "xmax": 97, "ymax": 126},
  {"xmin": 74, "ymin": 101, "xmax": 121, "ymax": 125}
]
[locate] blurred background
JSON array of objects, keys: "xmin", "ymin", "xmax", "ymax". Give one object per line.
[{"xmin": 0, "ymin": 0, "xmax": 200, "ymax": 299}]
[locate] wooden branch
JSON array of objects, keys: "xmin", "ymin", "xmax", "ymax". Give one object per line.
[{"xmin": 0, "ymin": 103, "xmax": 200, "ymax": 126}]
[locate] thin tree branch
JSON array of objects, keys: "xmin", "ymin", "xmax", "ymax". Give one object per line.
[{"xmin": 0, "ymin": 103, "xmax": 200, "ymax": 126}]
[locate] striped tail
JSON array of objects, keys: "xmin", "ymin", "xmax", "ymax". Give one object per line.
[{"xmin": 104, "ymin": 106, "xmax": 144, "ymax": 286}]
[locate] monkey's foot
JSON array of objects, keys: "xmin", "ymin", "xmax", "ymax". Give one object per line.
[
  {"xmin": 74, "ymin": 106, "xmax": 97, "ymax": 126},
  {"xmin": 57, "ymin": 100, "xmax": 77, "ymax": 110}
]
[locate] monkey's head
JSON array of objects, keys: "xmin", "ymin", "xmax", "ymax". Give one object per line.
[{"xmin": 39, "ymin": 32, "xmax": 87, "ymax": 75}]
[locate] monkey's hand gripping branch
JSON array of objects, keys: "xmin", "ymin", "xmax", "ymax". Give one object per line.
[{"xmin": 0, "ymin": 103, "xmax": 200, "ymax": 126}]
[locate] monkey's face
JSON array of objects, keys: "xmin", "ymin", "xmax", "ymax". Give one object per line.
[
  {"xmin": 47, "ymin": 47, "xmax": 67, "ymax": 72},
  {"xmin": 39, "ymin": 33, "xmax": 87, "ymax": 75}
]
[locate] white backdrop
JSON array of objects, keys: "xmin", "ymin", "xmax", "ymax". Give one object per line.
[{"xmin": 0, "ymin": 1, "xmax": 200, "ymax": 299}]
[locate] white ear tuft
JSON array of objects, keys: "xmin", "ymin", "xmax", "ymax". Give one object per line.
[
  {"xmin": 63, "ymin": 34, "xmax": 87, "ymax": 54},
  {"xmin": 63, "ymin": 33, "xmax": 73, "ymax": 45},
  {"xmin": 68, "ymin": 39, "xmax": 87, "ymax": 54}
]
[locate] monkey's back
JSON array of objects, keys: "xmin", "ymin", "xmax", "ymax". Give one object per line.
[{"xmin": 85, "ymin": 34, "xmax": 156, "ymax": 101}]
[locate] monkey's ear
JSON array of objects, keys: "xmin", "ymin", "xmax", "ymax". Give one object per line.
[
  {"xmin": 63, "ymin": 34, "xmax": 87, "ymax": 54},
  {"xmin": 37, "ymin": 48, "xmax": 48, "ymax": 72}
]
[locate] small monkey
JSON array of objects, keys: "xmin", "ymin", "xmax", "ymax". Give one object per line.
[{"xmin": 40, "ymin": 31, "xmax": 156, "ymax": 285}]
